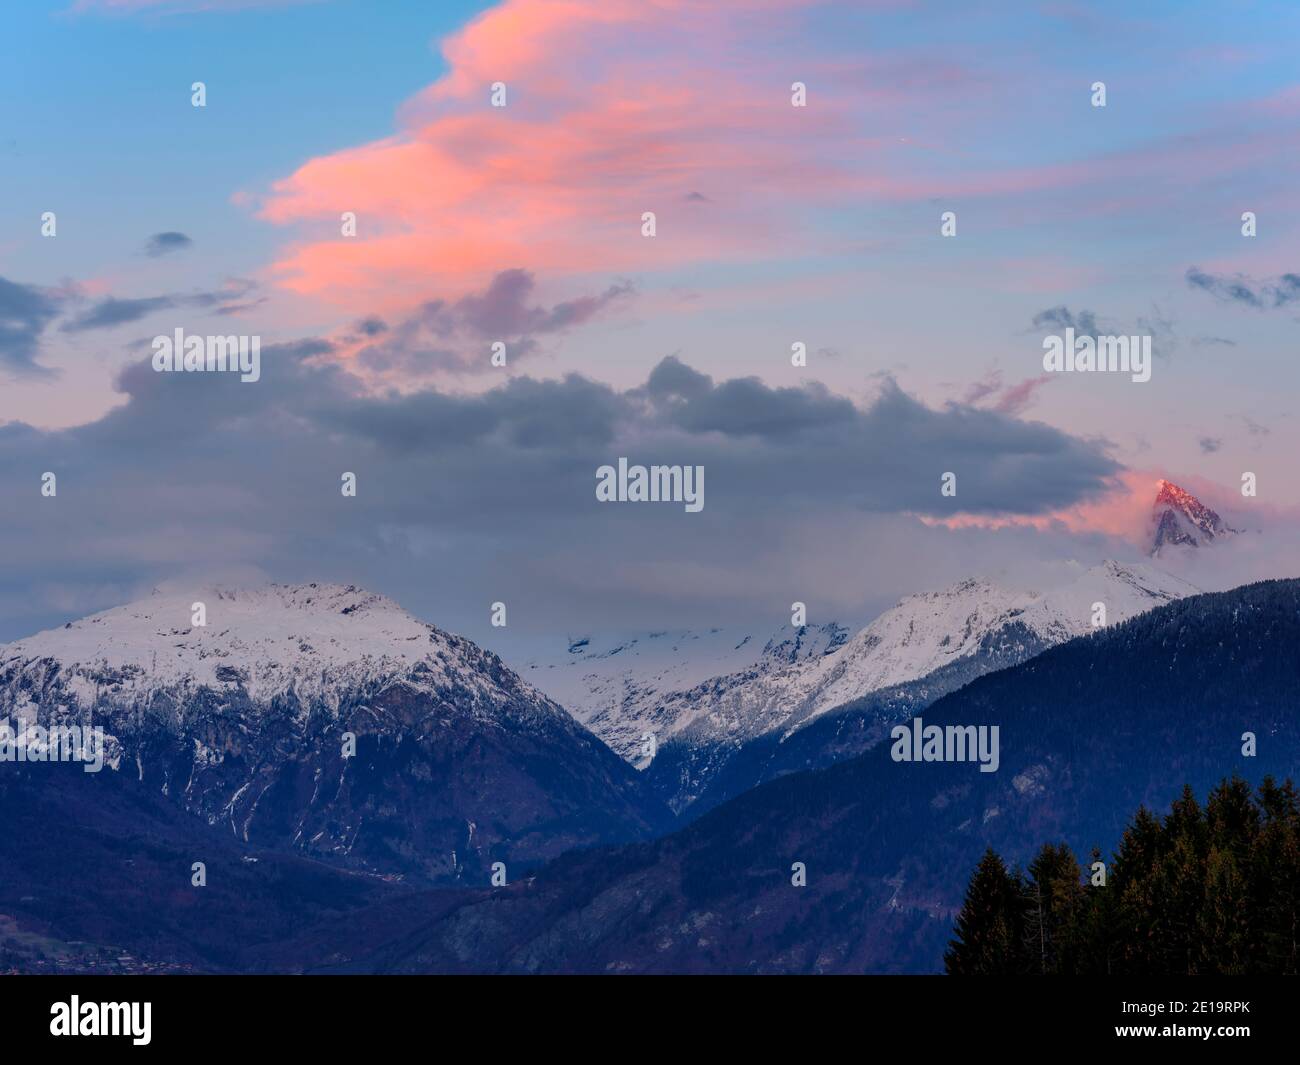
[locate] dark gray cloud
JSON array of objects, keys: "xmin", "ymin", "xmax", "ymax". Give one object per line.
[
  {"xmin": 643, "ymin": 354, "xmax": 712, "ymax": 401},
  {"xmin": 455, "ymin": 268, "xmax": 633, "ymax": 336},
  {"xmin": 59, "ymin": 280, "xmax": 262, "ymax": 333},
  {"xmin": 144, "ymin": 232, "xmax": 193, "ymax": 257},
  {"xmin": 653, "ymin": 369, "xmax": 856, "ymax": 438},
  {"xmin": 1032, "ymin": 306, "xmax": 1100, "ymax": 336},
  {"xmin": 352, "ymin": 269, "xmax": 634, "ymax": 375},
  {"xmin": 316, "ymin": 359, "xmax": 1116, "ymax": 515},
  {"xmin": 1237, "ymin": 414, "xmax": 1270, "ymax": 438},
  {"xmin": 2, "ymin": 272, "xmax": 258, "ymax": 374},
  {"xmin": 61, "ymin": 295, "xmax": 175, "ymax": 332},
  {"xmin": 960, "ymin": 369, "xmax": 1003, "ymax": 407},
  {"xmin": 212, "ymin": 297, "xmax": 268, "ymax": 316},
  {"xmin": 0, "ymin": 352, "xmax": 1124, "ymax": 648},
  {"xmin": 322, "ymin": 374, "xmax": 625, "ymax": 457},
  {"xmin": 1186, "ymin": 267, "xmax": 1300, "ymax": 309},
  {"xmin": 1198, "ymin": 436, "xmax": 1222, "ymax": 454},
  {"xmin": 1032, "ymin": 304, "xmax": 1177, "ymax": 359},
  {"xmin": 0, "ymin": 276, "xmax": 64, "ymax": 376}
]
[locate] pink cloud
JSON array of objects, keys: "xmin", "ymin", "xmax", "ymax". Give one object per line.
[
  {"xmin": 957, "ymin": 369, "xmax": 1054, "ymax": 417},
  {"xmin": 920, "ymin": 469, "xmax": 1275, "ymax": 552},
  {"xmin": 993, "ymin": 374, "xmax": 1053, "ymax": 416},
  {"xmin": 915, "ymin": 468, "xmax": 1144, "ymax": 533},
  {"xmin": 251, "ymin": 0, "xmax": 1300, "ymax": 325},
  {"xmin": 252, "ymin": 0, "xmax": 939, "ymax": 311}
]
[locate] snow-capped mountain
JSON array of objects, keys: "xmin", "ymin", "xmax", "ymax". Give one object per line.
[
  {"xmin": 4, "ymin": 583, "xmax": 551, "ymax": 721},
  {"xmin": 0, "ymin": 583, "xmax": 670, "ymax": 882},
  {"xmin": 349, "ymin": 578, "xmax": 1300, "ymax": 976},
  {"xmin": 525, "ymin": 622, "xmax": 848, "ymax": 766},
  {"xmin": 1151, "ymin": 479, "xmax": 1239, "ymax": 555},
  {"xmin": 539, "ymin": 561, "xmax": 1198, "ymax": 814}
]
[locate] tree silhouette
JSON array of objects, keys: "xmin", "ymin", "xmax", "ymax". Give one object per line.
[
  {"xmin": 945, "ymin": 848, "xmax": 1024, "ymax": 974},
  {"xmin": 947, "ymin": 776, "xmax": 1300, "ymax": 975}
]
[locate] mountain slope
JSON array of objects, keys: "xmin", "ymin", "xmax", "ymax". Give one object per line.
[
  {"xmin": 0, "ymin": 583, "xmax": 671, "ymax": 886},
  {"xmin": 525, "ymin": 622, "xmax": 849, "ymax": 767},
  {"xmin": 294, "ymin": 578, "xmax": 1300, "ymax": 974},
  {"xmin": 638, "ymin": 561, "xmax": 1197, "ymax": 814},
  {"xmin": 0, "ymin": 759, "xmax": 406, "ymax": 972}
]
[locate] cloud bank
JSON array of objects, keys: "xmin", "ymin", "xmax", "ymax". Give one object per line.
[{"xmin": 0, "ymin": 348, "xmax": 1129, "ymax": 645}]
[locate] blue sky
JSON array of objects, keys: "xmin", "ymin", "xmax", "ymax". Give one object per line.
[{"xmin": 4, "ymin": 1, "xmax": 485, "ymax": 286}]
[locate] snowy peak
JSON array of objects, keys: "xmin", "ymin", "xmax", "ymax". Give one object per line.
[
  {"xmin": 602, "ymin": 559, "xmax": 1204, "ymax": 814},
  {"xmin": 0, "ymin": 582, "xmax": 670, "ymax": 885},
  {"xmin": 757, "ymin": 621, "xmax": 850, "ymax": 666},
  {"xmin": 524, "ymin": 621, "xmax": 848, "ymax": 763},
  {"xmin": 1151, "ymin": 480, "xmax": 1238, "ymax": 555},
  {"xmin": 1021, "ymin": 559, "xmax": 1198, "ymax": 640},
  {"xmin": 804, "ymin": 578, "xmax": 1032, "ymax": 710},
  {"xmin": 0, "ymin": 582, "xmax": 556, "ymax": 719},
  {"xmin": 794, "ymin": 560, "xmax": 1196, "ymax": 722},
  {"xmin": 538, "ymin": 559, "xmax": 1201, "ymax": 795}
]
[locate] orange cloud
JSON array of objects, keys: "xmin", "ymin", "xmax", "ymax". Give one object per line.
[
  {"xmin": 254, "ymin": 0, "xmax": 882, "ymax": 312},
  {"xmin": 253, "ymin": 0, "xmax": 1300, "ymax": 324},
  {"xmin": 918, "ymin": 469, "xmax": 1159, "ymax": 545},
  {"xmin": 917, "ymin": 469, "xmax": 1279, "ymax": 554}
]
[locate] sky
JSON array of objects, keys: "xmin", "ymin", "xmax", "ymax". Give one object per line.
[{"xmin": 2, "ymin": 0, "xmax": 1299, "ymax": 653}]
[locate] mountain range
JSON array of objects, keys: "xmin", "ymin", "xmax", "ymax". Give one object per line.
[
  {"xmin": 530, "ymin": 560, "xmax": 1198, "ymax": 815},
  {"xmin": 6, "ymin": 572, "xmax": 1272, "ymax": 975},
  {"xmin": 0, "ymin": 583, "xmax": 670, "ymax": 888},
  {"xmin": 0, "ymin": 481, "xmax": 1277, "ymax": 974},
  {"xmin": 258, "ymin": 578, "xmax": 1300, "ymax": 974}
]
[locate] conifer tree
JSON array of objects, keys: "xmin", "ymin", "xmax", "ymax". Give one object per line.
[
  {"xmin": 1254, "ymin": 777, "xmax": 1300, "ymax": 973},
  {"xmin": 945, "ymin": 848, "xmax": 1023, "ymax": 974},
  {"xmin": 1069, "ymin": 845, "xmax": 1115, "ymax": 975},
  {"xmin": 1021, "ymin": 843, "xmax": 1083, "ymax": 974},
  {"xmin": 950, "ymin": 778, "xmax": 1300, "ymax": 976},
  {"xmin": 1110, "ymin": 806, "xmax": 1163, "ymax": 974}
]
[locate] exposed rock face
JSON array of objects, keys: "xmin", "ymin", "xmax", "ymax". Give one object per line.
[
  {"xmin": 0, "ymin": 583, "xmax": 671, "ymax": 885},
  {"xmin": 1150, "ymin": 479, "xmax": 1238, "ymax": 554}
]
